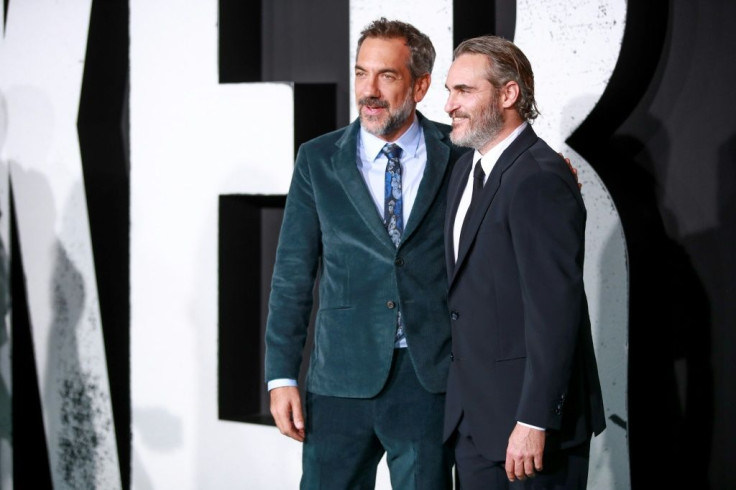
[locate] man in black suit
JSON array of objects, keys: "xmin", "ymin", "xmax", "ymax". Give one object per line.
[{"xmin": 442, "ymin": 35, "xmax": 606, "ymax": 489}]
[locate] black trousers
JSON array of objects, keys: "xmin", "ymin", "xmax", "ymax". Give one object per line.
[
  {"xmin": 453, "ymin": 415, "xmax": 591, "ymax": 490},
  {"xmin": 301, "ymin": 349, "xmax": 453, "ymax": 490}
]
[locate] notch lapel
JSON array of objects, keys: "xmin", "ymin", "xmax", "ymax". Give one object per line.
[
  {"xmin": 444, "ymin": 152, "xmax": 472, "ymax": 281},
  {"xmin": 331, "ymin": 120, "xmax": 397, "ymax": 252},
  {"xmin": 450, "ymin": 126, "xmax": 539, "ymax": 286},
  {"xmin": 401, "ymin": 115, "xmax": 452, "ymax": 245}
]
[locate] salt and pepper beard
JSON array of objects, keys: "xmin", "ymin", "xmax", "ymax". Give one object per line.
[
  {"xmin": 358, "ymin": 88, "xmax": 416, "ymax": 138},
  {"xmin": 449, "ymin": 88, "xmax": 504, "ymax": 151}
]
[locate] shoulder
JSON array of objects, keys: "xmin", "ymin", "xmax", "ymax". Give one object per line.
[
  {"xmin": 297, "ymin": 121, "xmax": 358, "ymax": 156},
  {"xmin": 512, "ymin": 132, "xmax": 572, "ymax": 183},
  {"xmin": 509, "ymin": 137, "xmax": 585, "ymax": 211}
]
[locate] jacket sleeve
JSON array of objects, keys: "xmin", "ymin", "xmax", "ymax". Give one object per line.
[
  {"xmin": 264, "ymin": 144, "xmax": 322, "ymax": 382},
  {"xmin": 508, "ymin": 169, "xmax": 586, "ymax": 430}
]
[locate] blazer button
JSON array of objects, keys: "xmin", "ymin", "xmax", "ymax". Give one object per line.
[
  {"xmin": 450, "ymin": 311, "xmax": 460, "ymax": 320},
  {"xmin": 395, "ymin": 257, "xmax": 405, "ymax": 266},
  {"xmin": 386, "ymin": 301, "xmax": 396, "ymax": 309},
  {"xmin": 450, "ymin": 352, "xmax": 455, "ymax": 361}
]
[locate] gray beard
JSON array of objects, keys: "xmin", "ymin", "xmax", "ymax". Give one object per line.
[
  {"xmin": 359, "ymin": 93, "xmax": 415, "ymax": 138},
  {"xmin": 450, "ymin": 98, "xmax": 504, "ymax": 151}
]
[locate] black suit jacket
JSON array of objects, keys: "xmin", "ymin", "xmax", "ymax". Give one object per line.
[{"xmin": 443, "ymin": 125, "xmax": 605, "ymax": 461}]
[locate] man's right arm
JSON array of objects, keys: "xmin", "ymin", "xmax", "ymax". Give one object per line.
[
  {"xmin": 264, "ymin": 145, "xmax": 321, "ymax": 441},
  {"xmin": 270, "ymin": 386, "xmax": 305, "ymax": 442}
]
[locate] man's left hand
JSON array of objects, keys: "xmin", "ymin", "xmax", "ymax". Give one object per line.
[
  {"xmin": 559, "ymin": 152, "xmax": 582, "ymax": 189},
  {"xmin": 505, "ymin": 423, "xmax": 546, "ymax": 482}
]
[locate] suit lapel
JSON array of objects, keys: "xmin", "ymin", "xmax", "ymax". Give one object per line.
[
  {"xmin": 401, "ymin": 114, "xmax": 452, "ymax": 245},
  {"xmin": 332, "ymin": 120, "xmax": 397, "ymax": 252},
  {"xmin": 445, "ymin": 152, "xmax": 472, "ymax": 280},
  {"xmin": 450, "ymin": 125, "xmax": 539, "ymax": 285}
]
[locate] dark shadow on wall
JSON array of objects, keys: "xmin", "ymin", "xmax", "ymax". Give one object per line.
[
  {"xmin": 567, "ymin": 1, "xmax": 722, "ymax": 488},
  {"xmin": 47, "ymin": 241, "xmax": 99, "ymax": 489},
  {"xmin": 682, "ymin": 134, "xmax": 736, "ymax": 486},
  {"xmin": 611, "ymin": 127, "xmax": 712, "ymax": 490},
  {"xmin": 0, "ymin": 85, "xmax": 10, "ymax": 472},
  {"xmin": 0, "ymin": 222, "xmax": 9, "ymax": 464},
  {"xmin": 13, "ymin": 167, "xmax": 115, "ymax": 489}
]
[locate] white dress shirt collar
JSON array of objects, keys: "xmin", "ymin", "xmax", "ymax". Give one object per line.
[
  {"xmin": 473, "ymin": 121, "xmax": 529, "ymax": 183},
  {"xmin": 360, "ymin": 114, "xmax": 422, "ymax": 162},
  {"xmin": 452, "ymin": 121, "xmax": 529, "ymax": 262}
]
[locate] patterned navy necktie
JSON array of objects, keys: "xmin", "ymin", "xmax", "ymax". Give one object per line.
[
  {"xmin": 382, "ymin": 143, "xmax": 404, "ymax": 247},
  {"xmin": 381, "ymin": 143, "xmax": 406, "ymax": 346}
]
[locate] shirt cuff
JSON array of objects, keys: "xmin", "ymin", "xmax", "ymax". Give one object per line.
[
  {"xmin": 517, "ymin": 421, "xmax": 545, "ymax": 431},
  {"xmin": 267, "ymin": 378, "xmax": 298, "ymax": 391}
]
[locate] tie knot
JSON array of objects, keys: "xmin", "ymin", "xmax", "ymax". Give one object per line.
[
  {"xmin": 473, "ymin": 160, "xmax": 485, "ymax": 182},
  {"xmin": 381, "ymin": 143, "xmax": 403, "ymax": 161}
]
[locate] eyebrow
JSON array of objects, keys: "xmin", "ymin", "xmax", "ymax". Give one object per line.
[
  {"xmin": 445, "ymin": 83, "xmax": 475, "ymax": 91},
  {"xmin": 355, "ymin": 65, "xmax": 401, "ymax": 76}
]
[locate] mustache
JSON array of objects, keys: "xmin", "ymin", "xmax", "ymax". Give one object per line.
[
  {"xmin": 359, "ymin": 97, "xmax": 389, "ymax": 109},
  {"xmin": 450, "ymin": 110, "xmax": 470, "ymax": 119}
]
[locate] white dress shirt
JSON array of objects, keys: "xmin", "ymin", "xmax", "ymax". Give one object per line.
[
  {"xmin": 452, "ymin": 122, "xmax": 528, "ymax": 262},
  {"xmin": 357, "ymin": 115, "xmax": 426, "ymax": 225}
]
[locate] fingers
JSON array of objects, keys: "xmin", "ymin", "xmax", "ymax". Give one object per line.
[
  {"xmin": 533, "ymin": 452, "xmax": 544, "ymax": 474},
  {"xmin": 505, "ymin": 457, "xmax": 516, "ymax": 481},
  {"xmin": 558, "ymin": 152, "xmax": 583, "ymax": 189},
  {"xmin": 269, "ymin": 387, "xmax": 305, "ymax": 442},
  {"xmin": 505, "ymin": 423, "xmax": 545, "ymax": 481},
  {"xmin": 292, "ymin": 396, "xmax": 305, "ymax": 433},
  {"xmin": 505, "ymin": 454, "xmax": 539, "ymax": 481}
]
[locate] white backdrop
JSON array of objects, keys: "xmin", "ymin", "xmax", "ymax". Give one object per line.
[
  {"xmin": 0, "ymin": 0, "xmax": 629, "ymax": 488},
  {"xmin": 129, "ymin": 2, "xmax": 297, "ymax": 488},
  {"xmin": 0, "ymin": 3, "xmax": 120, "ymax": 489}
]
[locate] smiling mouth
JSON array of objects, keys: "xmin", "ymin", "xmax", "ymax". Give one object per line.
[
  {"xmin": 451, "ymin": 109, "xmax": 470, "ymax": 120},
  {"xmin": 359, "ymin": 98, "xmax": 388, "ymax": 114},
  {"xmin": 363, "ymin": 105, "xmax": 386, "ymax": 115}
]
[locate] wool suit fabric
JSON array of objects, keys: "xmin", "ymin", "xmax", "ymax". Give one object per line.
[{"xmin": 443, "ymin": 125, "xmax": 606, "ymax": 462}]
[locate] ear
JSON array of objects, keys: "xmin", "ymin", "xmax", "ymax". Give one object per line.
[
  {"xmin": 413, "ymin": 73, "xmax": 431, "ymax": 103},
  {"xmin": 500, "ymin": 81, "xmax": 519, "ymax": 109}
]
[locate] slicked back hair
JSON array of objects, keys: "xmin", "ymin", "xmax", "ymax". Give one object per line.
[{"xmin": 454, "ymin": 35, "xmax": 539, "ymax": 121}]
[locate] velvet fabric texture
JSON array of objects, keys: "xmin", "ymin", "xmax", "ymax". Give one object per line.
[{"xmin": 265, "ymin": 113, "xmax": 467, "ymax": 398}]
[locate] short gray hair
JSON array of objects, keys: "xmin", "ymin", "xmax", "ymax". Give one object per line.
[{"xmin": 357, "ymin": 17, "xmax": 436, "ymax": 80}]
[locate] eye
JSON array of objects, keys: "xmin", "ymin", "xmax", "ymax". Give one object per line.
[
  {"xmin": 355, "ymin": 71, "xmax": 366, "ymax": 78},
  {"xmin": 381, "ymin": 73, "xmax": 396, "ymax": 81}
]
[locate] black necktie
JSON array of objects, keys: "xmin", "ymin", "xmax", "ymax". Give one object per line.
[
  {"xmin": 461, "ymin": 160, "xmax": 485, "ymax": 237},
  {"xmin": 470, "ymin": 159, "xmax": 486, "ymax": 207}
]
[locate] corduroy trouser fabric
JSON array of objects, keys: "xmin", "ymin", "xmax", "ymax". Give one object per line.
[{"xmin": 301, "ymin": 349, "xmax": 452, "ymax": 490}]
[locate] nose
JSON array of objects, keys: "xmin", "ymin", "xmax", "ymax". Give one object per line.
[
  {"xmin": 359, "ymin": 74, "xmax": 380, "ymax": 99},
  {"xmin": 444, "ymin": 91, "xmax": 457, "ymax": 115}
]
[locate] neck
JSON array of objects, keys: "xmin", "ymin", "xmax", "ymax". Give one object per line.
[{"xmin": 478, "ymin": 115, "xmax": 524, "ymax": 155}]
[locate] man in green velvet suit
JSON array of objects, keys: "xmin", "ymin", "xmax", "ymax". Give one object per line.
[{"xmin": 265, "ymin": 18, "xmax": 465, "ymax": 489}]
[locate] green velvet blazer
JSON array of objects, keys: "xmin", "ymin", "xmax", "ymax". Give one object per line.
[{"xmin": 265, "ymin": 113, "xmax": 466, "ymax": 398}]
